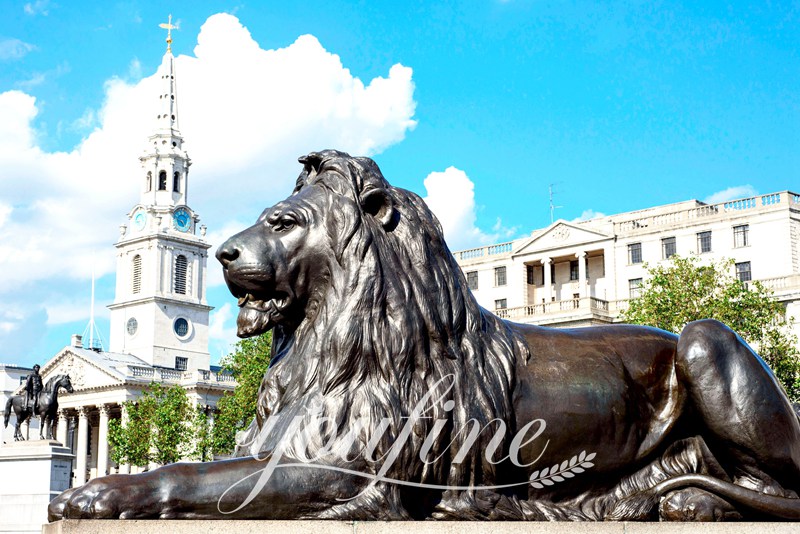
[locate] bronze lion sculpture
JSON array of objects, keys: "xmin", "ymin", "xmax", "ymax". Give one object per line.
[{"xmin": 50, "ymin": 150, "xmax": 800, "ymax": 521}]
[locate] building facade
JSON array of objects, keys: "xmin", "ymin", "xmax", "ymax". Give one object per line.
[
  {"xmin": 6, "ymin": 33, "xmax": 236, "ymax": 487},
  {"xmin": 455, "ymin": 191, "xmax": 800, "ymax": 342}
]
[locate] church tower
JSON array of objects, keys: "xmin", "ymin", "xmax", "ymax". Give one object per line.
[{"xmin": 108, "ymin": 20, "xmax": 212, "ymax": 371}]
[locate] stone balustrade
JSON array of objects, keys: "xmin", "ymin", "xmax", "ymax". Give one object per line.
[
  {"xmin": 615, "ymin": 191, "xmax": 799, "ymax": 234},
  {"xmin": 495, "ymin": 297, "xmax": 616, "ymax": 320},
  {"xmin": 454, "ymin": 241, "xmax": 514, "ymax": 261},
  {"xmin": 125, "ymin": 366, "xmax": 235, "ymax": 383}
]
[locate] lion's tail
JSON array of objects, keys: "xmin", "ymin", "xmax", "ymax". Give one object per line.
[
  {"xmin": 3, "ymin": 397, "xmax": 11, "ymax": 428},
  {"xmin": 608, "ymin": 474, "xmax": 800, "ymax": 520}
]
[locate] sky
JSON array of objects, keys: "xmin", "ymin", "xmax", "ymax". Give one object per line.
[{"xmin": 1, "ymin": 1, "xmax": 799, "ymax": 368}]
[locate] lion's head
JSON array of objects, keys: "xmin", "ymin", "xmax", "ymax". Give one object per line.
[{"xmin": 218, "ymin": 150, "xmax": 529, "ymax": 519}]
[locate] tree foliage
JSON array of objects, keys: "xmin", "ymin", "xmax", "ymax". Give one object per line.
[
  {"xmin": 622, "ymin": 255, "xmax": 800, "ymax": 401},
  {"xmin": 108, "ymin": 382, "xmax": 202, "ymax": 467},
  {"xmin": 212, "ymin": 332, "xmax": 272, "ymax": 455}
]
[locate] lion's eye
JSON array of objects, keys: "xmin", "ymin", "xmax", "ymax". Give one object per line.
[{"xmin": 272, "ymin": 218, "xmax": 296, "ymax": 232}]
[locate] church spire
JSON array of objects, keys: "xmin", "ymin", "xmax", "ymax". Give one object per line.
[
  {"xmin": 156, "ymin": 15, "xmax": 180, "ymax": 136},
  {"xmin": 137, "ymin": 14, "xmax": 191, "ymax": 208},
  {"xmin": 109, "ymin": 14, "xmax": 211, "ymax": 371}
]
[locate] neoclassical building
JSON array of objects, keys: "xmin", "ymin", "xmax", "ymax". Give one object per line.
[
  {"xmin": 10, "ymin": 32, "xmax": 235, "ymax": 486},
  {"xmin": 455, "ymin": 191, "xmax": 800, "ymax": 342}
]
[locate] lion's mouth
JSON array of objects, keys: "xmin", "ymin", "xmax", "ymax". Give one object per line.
[{"xmin": 236, "ymin": 292, "xmax": 290, "ymax": 337}]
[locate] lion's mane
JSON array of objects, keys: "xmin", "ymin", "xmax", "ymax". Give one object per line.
[{"xmin": 240, "ymin": 150, "xmax": 530, "ymax": 519}]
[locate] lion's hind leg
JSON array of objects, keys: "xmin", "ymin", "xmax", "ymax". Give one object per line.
[{"xmin": 676, "ymin": 319, "xmax": 800, "ymax": 494}]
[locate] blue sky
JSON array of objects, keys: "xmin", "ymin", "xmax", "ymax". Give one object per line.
[{"xmin": 1, "ymin": 1, "xmax": 799, "ymax": 367}]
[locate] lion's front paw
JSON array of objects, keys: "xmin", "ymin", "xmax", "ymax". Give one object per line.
[
  {"xmin": 52, "ymin": 478, "xmax": 124, "ymax": 519},
  {"xmin": 49, "ymin": 473, "xmax": 166, "ymax": 520},
  {"xmin": 48, "ymin": 487, "xmax": 76, "ymax": 521}
]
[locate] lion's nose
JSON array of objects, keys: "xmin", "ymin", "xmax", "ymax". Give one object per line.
[{"xmin": 216, "ymin": 240, "xmax": 240, "ymax": 268}]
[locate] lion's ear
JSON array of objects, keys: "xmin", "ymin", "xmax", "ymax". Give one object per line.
[
  {"xmin": 298, "ymin": 152, "xmax": 324, "ymax": 174},
  {"xmin": 360, "ymin": 188, "xmax": 398, "ymax": 231}
]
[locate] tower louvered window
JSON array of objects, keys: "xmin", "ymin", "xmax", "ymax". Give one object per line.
[
  {"xmin": 132, "ymin": 255, "xmax": 142, "ymax": 294},
  {"xmin": 174, "ymin": 255, "xmax": 188, "ymax": 295},
  {"xmin": 173, "ymin": 171, "xmax": 180, "ymax": 192},
  {"xmin": 158, "ymin": 170, "xmax": 167, "ymax": 190}
]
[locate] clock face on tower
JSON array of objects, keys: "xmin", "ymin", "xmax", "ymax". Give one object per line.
[
  {"xmin": 132, "ymin": 209, "xmax": 147, "ymax": 231},
  {"xmin": 173, "ymin": 208, "xmax": 191, "ymax": 232}
]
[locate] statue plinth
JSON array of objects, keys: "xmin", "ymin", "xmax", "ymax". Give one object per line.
[
  {"xmin": 0, "ymin": 440, "xmax": 73, "ymax": 534},
  {"xmin": 39, "ymin": 520, "xmax": 800, "ymax": 534}
]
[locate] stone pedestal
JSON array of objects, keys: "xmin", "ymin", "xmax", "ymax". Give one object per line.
[
  {"xmin": 0, "ymin": 440, "xmax": 74, "ymax": 534},
  {"xmin": 38, "ymin": 520, "xmax": 800, "ymax": 534}
]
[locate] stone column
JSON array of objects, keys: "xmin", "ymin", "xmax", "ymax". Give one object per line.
[
  {"xmin": 75, "ymin": 406, "xmax": 89, "ymax": 486},
  {"xmin": 542, "ymin": 257, "xmax": 553, "ymax": 303},
  {"xmin": 118, "ymin": 405, "xmax": 130, "ymax": 474},
  {"xmin": 56, "ymin": 409, "xmax": 69, "ymax": 445},
  {"xmin": 577, "ymin": 251, "xmax": 587, "ymax": 299},
  {"xmin": 97, "ymin": 404, "xmax": 110, "ymax": 477}
]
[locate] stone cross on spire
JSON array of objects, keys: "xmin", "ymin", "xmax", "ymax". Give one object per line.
[{"xmin": 159, "ymin": 14, "xmax": 177, "ymax": 54}]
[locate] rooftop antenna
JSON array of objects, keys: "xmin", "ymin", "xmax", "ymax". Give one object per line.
[
  {"xmin": 81, "ymin": 257, "xmax": 106, "ymax": 352},
  {"xmin": 549, "ymin": 183, "xmax": 563, "ymax": 224}
]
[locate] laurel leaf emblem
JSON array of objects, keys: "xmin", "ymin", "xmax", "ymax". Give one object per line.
[{"xmin": 529, "ymin": 450, "xmax": 597, "ymax": 490}]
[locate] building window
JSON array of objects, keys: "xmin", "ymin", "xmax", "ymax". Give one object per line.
[
  {"xmin": 174, "ymin": 318, "xmax": 189, "ymax": 338},
  {"xmin": 174, "ymin": 255, "xmax": 188, "ymax": 295},
  {"xmin": 175, "ymin": 356, "xmax": 188, "ymax": 371},
  {"xmin": 569, "ymin": 260, "xmax": 579, "ymax": 281},
  {"xmin": 526, "ymin": 265, "xmax": 535, "ymax": 285},
  {"xmin": 146, "ymin": 171, "xmax": 152, "ymax": 192},
  {"xmin": 495, "ymin": 299, "xmax": 507, "ymax": 309},
  {"xmin": 494, "ymin": 266, "xmax": 507, "ymax": 286},
  {"xmin": 466, "ymin": 271, "xmax": 479, "ymax": 291},
  {"xmin": 173, "ymin": 171, "xmax": 180, "ymax": 193},
  {"xmin": 662, "ymin": 237, "xmax": 676, "ymax": 259},
  {"xmin": 628, "ymin": 243, "xmax": 642, "ymax": 264},
  {"xmin": 735, "ymin": 261, "xmax": 752, "ymax": 283},
  {"xmin": 132, "ymin": 255, "xmax": 142, "ymax": 294},
  {"xmin": 158, "ymin": 170, "xmax": 167, "ymax": 191},
  {"xmin": 697, "ymin": 231, "xmax": 712, "ymax": 254},
  {"xmin": 734, "ymin": 224, "xmax": 749, "ymax": 248},
  {"xmin": 126, "ymin": 317, "xmax": 138, "ymax": 336},
  {"xmin": 629, "ymin": 278, "xmax": 643, "ymax": 299}
]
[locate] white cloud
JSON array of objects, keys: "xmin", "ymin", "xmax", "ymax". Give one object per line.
[
  {"xmin": 209, "ymin": 302, "xmax": 239, "ymax": 360},
  {"xmin": 23, "ymin": 0, "xmax": 50, "ymax": 16},
  {"xmin": 573, "ymin": 209, "xmax": 606, "ymax": 222},
  {"xmin": 0, "ymin": 38, "xmax": 36, "ymax": 60},
  {"xmin": 0, "ymin": 13, "xmax": 416, "ymax": 361},
  {"xmin": 205, "ymin": 220, "xmax": 251, "ymax": 288},
  {"xmin": 703, "ymin": 185, "xmax": 758, "ymax": 205},
  {"xmin": 422, "ymin": 167, "xmax": 516, "ymax": 251}
]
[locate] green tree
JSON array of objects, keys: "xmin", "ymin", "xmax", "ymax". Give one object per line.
[
  {"xmin": 212, "ymin": 332, "xmax": 272, "ymax": 455},
  {"xmin": 108, "ymin": 382, "xmax": 198, "ymax": 467},
  {"xmin": 191, "ymin": 407, "xmax": 214, "ymax": 462},
  {"xmin": 622, "ymin": 255, "xmax": 800, "ymax": 401}
]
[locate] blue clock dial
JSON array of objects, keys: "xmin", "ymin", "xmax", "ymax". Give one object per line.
[
  {"xmin": 173, "ymin": 208, "xmax": 191, "ymax": 232},
  {"xmin": 132, "ymin": 210, "xmax": 147, "ymax": 231}
]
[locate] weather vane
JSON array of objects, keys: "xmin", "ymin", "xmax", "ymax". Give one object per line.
[{"xmin": 159, "ymin": 14, "xmax": 178, "ymax": 53}]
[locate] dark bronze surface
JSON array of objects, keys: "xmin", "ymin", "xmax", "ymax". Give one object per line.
[
  {"xmin": 48, "ymin": 151, "xmax": 800, "ymax": 521},
  {"xmin": 4, "ymin": 372, "xmax": 73, "ymax": 441}
]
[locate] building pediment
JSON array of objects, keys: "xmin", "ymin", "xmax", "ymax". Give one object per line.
[
  {"xmin": 15, "ymin": 347, "xmax": 129, "ymax": 396},
  {"xmin": 514, "ymin": 220, "xmax": 612, "ymax": 256}
]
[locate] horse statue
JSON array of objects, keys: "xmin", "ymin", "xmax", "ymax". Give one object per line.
[{"xmin": 4, "ymin": 374, "xmax": 74, "ymax": 442}]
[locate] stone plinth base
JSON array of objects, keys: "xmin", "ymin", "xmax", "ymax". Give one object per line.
[
  {"xmin": 41, "ymin": 521, "xmax": 800, "ymax": 534},
  {"xmin": 0, "ymin": 440, "xmax": 73, "ymax": 534}
]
